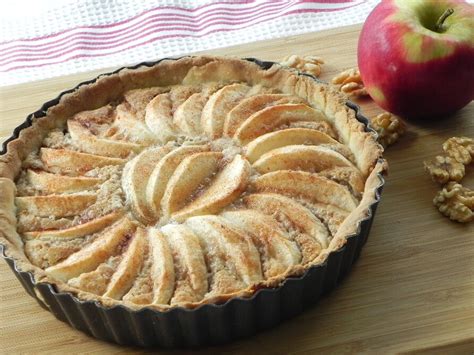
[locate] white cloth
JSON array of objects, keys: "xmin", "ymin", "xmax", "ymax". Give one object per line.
[{"xmin": 0, "ymin": 0, "xmax": 381, "ymax": 86}]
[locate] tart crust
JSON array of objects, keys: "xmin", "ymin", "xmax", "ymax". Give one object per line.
[{"xmin": 0, "ymin": 56, "xmax": 386, "ymax": 312}]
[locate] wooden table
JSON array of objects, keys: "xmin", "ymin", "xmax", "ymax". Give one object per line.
[{"xmin": 1, "ymin": 24, "xmax": 473, "ymax": 354}]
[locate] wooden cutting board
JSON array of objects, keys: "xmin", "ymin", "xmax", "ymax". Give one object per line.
[{"xmin": 1, "ymin": 24, "xmax": 473, "ymax": 354}]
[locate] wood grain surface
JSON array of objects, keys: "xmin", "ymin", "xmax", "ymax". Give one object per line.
[{"xmin": 1, "ymin": 24, "xmax": 473, "ymax": 354}]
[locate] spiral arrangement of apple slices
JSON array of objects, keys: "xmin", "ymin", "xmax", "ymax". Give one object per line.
[{"xmin": 16, "ymin": 81, "xmax": 365, "ymax": 308}]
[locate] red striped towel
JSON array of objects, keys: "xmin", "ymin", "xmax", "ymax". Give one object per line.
[{"xmin": 0, "ymin": 0, "xmax": 376, "ymax": 86}]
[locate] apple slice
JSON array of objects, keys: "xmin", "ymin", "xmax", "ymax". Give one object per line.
[
  {"xmin": 201, "ymin": 83, "xmax": 250, "ymax": 138},
  {"xmin": 253, "ymin": 170, "xmax": 358, "ymax": 212},
  {"xmin": 104, "ymin": 227, "xmax": 147, "ymax": 300},
  {"xmin": 173, "ymin": 93, "xmax": 208, "ymax": 135},
  {"xmin": 23, "ymin": 211, "xmax": 123, "ymax": 240},
  {"xmin": 144, "ymin": 86, "xmax": 199, "ymax": 142},
  {"xmin": 15, "ymin": 194, "xmax": 96, "ymax": 217},
  {"xmin": 109, "ymin": 106, "xmax": 159, "ymax": 145},
  {"xmin": 253, "ymin": 145, "xmax": 354, "ymax": 174},
  {"xmin": 146, "ymin": 145, "xmax": 209, "ymax": 218},
  {"xmin": 173, "ymin": 83, "xmax": 223, "ymax": 135},
  {"xmin": 145, "ymin": 93, "xmax": 176, "ymax": 143},
  {"xmin": 224, "ymin": 94, "xmax": 305, "ymax": 137},
  {"xmin": 45, "ymin": 217, "xmax": 137, "ymax": 281},
  {"xmin": 148, "ymin": 227, "xmax": 175, "ymax": 305},
  {"xmin": 40, "ymin": 148, "xmax": 125, "ymax": 175},
  {"xmin": 68, "ymin": 120, "xmax": 143, "ymax": 158},
  {"xmin": 288, "ymin": 120, "xmax": 337, "ymax": 139},
  {"xmin": 221, "ymin": 210, "xmax": 301, "ymax": 278},
  {"xmin": 234, "ymin": 104, "xmax": 327, "ymax": 144},
  {"xmin": 122, "ymin": 147, "xmax": 171, "ymax": 223},
  {"xmin": 185, "ymin": 215, "xmax": 263, "ymax": 286},
  {"xmin": 161, "ymin": 224, "xmax": 208, "ymax": 304},
  {"xmin": 169, "ymin": 85, "xmax": 200, "ymax": 108},
  {"xmin": 184, "ymin": 218, "xmax": 244, "ymax": 296},
  {"xmin": 122, "ymin": 87, "xmax": 169, "ymax": 120},
  {"xmin": 26, "ymin": 169, "xmax": 102, "ymax": 194},
  {"xmin": 161, "ymin": 152, "xmax": 223, "ymax": 219},
  {"xmin": 171, "ymin": 154, "xmax": 250, "ymax": 222},
  {"xmin": 243, "ymin": 193, "xmax": 330, "ymax": 249},
  {"xmin": 245, "ymin": 128, "xmax": 339, "ymax": 163}
]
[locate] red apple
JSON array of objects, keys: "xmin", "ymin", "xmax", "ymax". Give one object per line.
[{"xmin": 358, "ymin": 0, "xmax": 474, "ymax": 119}]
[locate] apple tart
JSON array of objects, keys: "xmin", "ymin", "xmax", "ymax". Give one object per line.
[{"xmin": 0, "ymin": 56, "xmax": 386, "ymax": 345}]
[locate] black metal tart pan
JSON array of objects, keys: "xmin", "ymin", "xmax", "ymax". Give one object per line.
[{"xmin": 0, "ymin": 57, "xmax": 385, "ymax": 348}]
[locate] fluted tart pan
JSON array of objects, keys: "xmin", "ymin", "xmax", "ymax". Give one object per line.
[{"xmin": 0, "ymin": 57, "xmax": 386, "ymax": 348}]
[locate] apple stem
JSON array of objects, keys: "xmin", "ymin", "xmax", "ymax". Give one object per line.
[{"xmin": 435, "ymin": 8, "xmax": 454, "ymax": 32}]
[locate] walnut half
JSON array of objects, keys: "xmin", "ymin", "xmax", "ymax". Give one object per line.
[
  {"xmin": 424, "ymin": 155, "xmax": 465, "ymax": 184},
  {"xmin": 370, "ymin": 112, "xmax": 406, "ymax": 148},
  {"xmin": 280, "ymin": 55, "xmax": 324, "ymax": 77},
  {"xmin": 433, "ymin": 182, "xmax": 474, "ymax": 223},
  {"xmin": 443, "ymin": 136, "xmax": 474, "ymax": 165},
  {"xmin": 331, "ymin": 68, "xmax": 368, "ymax": 98}
]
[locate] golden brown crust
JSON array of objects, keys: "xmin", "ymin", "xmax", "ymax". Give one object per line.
[
  {"xmin": 0, "ymin": 178, "xmax": 22, "ymax": 250},
  {"xmin": 0, "ymin": 55, "xmax": 386, "ymax": 312}
]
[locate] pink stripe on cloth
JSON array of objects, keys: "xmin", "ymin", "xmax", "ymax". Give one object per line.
[
  {"xmin": 0, "ymin": 5, "xmax": 297, "ymax": 65},
  {"xmin": 0, "ymin": 0, "xmax": 256, "ymax": 45},
  {"xmin": 1, "ymin": 4, "xmax": 362, "ymax": 73},
  {"xmin": 1, "ymin": 0, "xmax": 353, "ymax": 45},
  {"xmin": 1, "ymin": 1, "xmax": 283, "ymax": 49},
  {"xmin": 0, "ymin": 2, "xmax": 292, "ymax": 57}
]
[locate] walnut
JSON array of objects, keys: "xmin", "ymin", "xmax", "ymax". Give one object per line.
[
  {"xmin": 442, "ymin": 136, "xmax": 474, "ymax": 165},
  {"xmin": 370, "ymin": 112, "xmax": 406, "ymax": 148},
  {"xmin": 433, "ymin": 182, "xmax": 474, "ymax": 223},
  {"xmin": 331, "ymin": 68, "xmax": 368, "ymax": 98},
  {"xmin": 424, "ymin": 155, "xmax": 465, "ymax": 184},
  {"xmin": 280, "ymin": 55, "xmax": 324, "ymax": 77}
]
